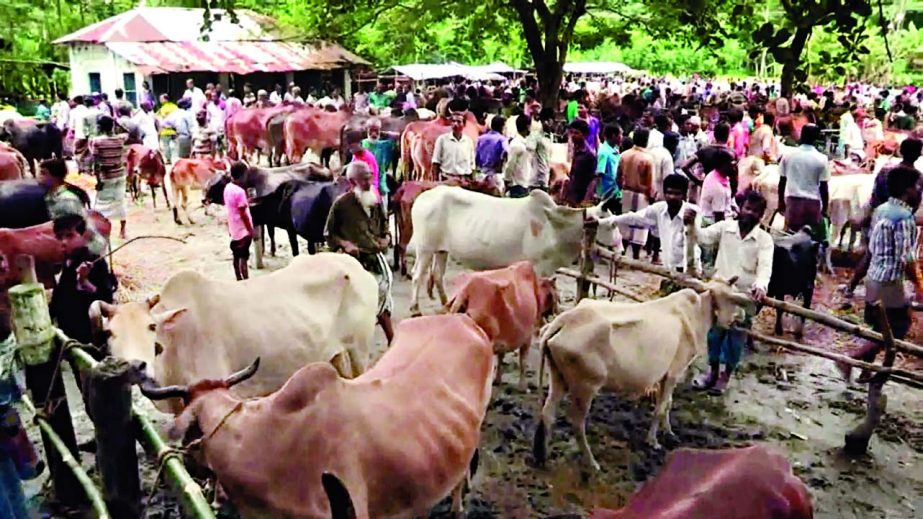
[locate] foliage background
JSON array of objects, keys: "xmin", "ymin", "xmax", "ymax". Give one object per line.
[{"xmin": 2, "ymin": 0, "xmax": 923, "ymax": 99}]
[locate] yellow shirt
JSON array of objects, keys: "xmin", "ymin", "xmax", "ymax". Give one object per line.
[{"xmin": 157, "ymin": 102, "xmax": 178, "ymax": 136}]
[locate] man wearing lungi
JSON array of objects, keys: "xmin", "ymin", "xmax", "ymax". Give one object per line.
[
  {"xmin": 617, "ymin": 128, "xmax": 655, "ymax": 259},
  {"xmin": 90, "ymin": 115, "xmax": 128, "ymax": 240},
  {"xmin": 325, "ymin": 161, "xmax": 395, "ymax": 345}
]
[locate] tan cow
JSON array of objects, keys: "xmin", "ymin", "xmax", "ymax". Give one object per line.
[
  {"xmin": 533, "ymin": 278, "xmax": 743, "ymax": 470},
  {"xmin": 138, "ymin": 314, "xmax": 495, "ymax": 518},
  {"xmin": 168, "ymin": 156, "xmax": 231, "ymax": 224},
  {"xmin": 91, "ymin": 253, "xmax": 377, "ymax": 414},
  {"xmin": 447, "ymin": 261, "xmax": 556, "ymax": 389}
]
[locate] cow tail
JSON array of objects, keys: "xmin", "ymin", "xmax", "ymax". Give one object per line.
[{"xmin": 536, "ymin": 318, "xmax": 566, "ymax": 393}]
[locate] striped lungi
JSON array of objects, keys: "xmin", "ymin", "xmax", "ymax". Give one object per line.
[
  {"xmin": 94, "ymin": 175, "xmax": 128, "ymax": 221},
  {"xmin": 361, "ymin": 252, "xmax": 393, "ymax": 316},
  {"xmin": 619, "ymin": 189, "xmax": 650, "ymax": 246}
]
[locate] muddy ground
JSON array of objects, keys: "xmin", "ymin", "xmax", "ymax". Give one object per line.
[{"xmin": 18, "ymin": 178, "xmax": 923, "ymax": 518}]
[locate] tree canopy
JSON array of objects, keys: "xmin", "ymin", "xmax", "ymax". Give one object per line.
[{"xmin": 1, "ymin": 0, "xmax": 921, "ymax": 101}]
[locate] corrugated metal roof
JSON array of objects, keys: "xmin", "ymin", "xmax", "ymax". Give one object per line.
[
  {"xmin": 106, "ymin": 41, "xmax": 368, "ymax": 74},
  {"xmin": 53, "ymin": 7, "xmax": 280, "ymax": 44}
]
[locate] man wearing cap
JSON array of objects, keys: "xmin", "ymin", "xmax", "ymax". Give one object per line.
[{"xmin": 326, "ymin": 161, "xmax": 395, "ymax": 344}]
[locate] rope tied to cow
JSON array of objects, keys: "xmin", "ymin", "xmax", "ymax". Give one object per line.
[{"xmin": 148, "ymin": 446, "xmax": 194, "ymax": 505}]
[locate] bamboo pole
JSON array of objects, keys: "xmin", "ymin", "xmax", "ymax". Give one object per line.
[
  {"xmin": 556, "ymin": 268, "xmax": 644, "ymax": 302},
  {"xmin": 738, "ymin": 328, "xmax": 923, "ymax": 388},
  {"xmin": 594, "ymin": 247, "xmax": 923, "ymax": 358},
  {"xmin": 20, "ymin": 394, "xmax": 110, "ymax": 519}
]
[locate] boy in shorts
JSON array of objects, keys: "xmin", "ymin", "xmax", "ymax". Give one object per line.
[{"xmin": 224, "ymin": 162, "xmax": 255, "ymax": 280}]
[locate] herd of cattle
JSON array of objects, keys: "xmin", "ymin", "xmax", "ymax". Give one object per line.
[{"xmin": 0, "ymin": 107, "xmax": 885, "ymax": 518}]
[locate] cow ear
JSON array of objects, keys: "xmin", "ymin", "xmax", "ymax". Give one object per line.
[
  {"xmin": 322, "ymin": 473, "xmax": 357, "ymax": 519},
  {"xmin": 147, "ymin": 294, "xmax": 161, "ymax": 309},
  {"xmin": 152, "ymin": 307, "xmax": 188, "ymax": 332},
  {"xmin": 726, "ymin": 275, "xmax": 739, "ymax": 286}
]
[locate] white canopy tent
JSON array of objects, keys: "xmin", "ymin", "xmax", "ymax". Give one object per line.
[
  {"xmin": 563, "ymin": 61, "xmax": 635, "ymax": 74},
  {"xmin": 382, "ymin": 61, "xmax": 519, "ymax": 81}
]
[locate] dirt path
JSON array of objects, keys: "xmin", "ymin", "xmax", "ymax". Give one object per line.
[{"xmin": 20, "ymin": 188, "xmax": 923, "ymax": 518}]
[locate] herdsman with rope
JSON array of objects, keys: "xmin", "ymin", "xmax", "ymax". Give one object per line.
[{"xmin": 325, "ymin": 161, "xmax": 395, "ymax": 344}]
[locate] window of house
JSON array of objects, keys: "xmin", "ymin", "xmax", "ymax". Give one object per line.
[
  {"xmin": 123, "ymin": 73, "xmax": 137, "ymax": 106},
  {"xmin": 88, "ymin": 73, "xmax": 101, "ymax": 94}
]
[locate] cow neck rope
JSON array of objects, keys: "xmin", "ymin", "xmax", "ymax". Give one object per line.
[{"xmin": 203, "ymin": 400, "xmax": 245, "ymax": 441}]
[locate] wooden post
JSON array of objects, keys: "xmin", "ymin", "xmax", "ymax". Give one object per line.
[
  {"xmin": 253, "ymin": 225, "xmax": 265, "ymax": 270},
  {"xmin": 9, "ymin": 255, "xmax": 85, "ymax": 509},
  {"xmin": 85, "ymin": 357, "xmax": 141, "ymax": 517},
  {"xmin": 844, "ymin": 304, "xmax": 896, "ymax": 455},
  {"xmin": 577, "ymin": 221, "xmax": 598, "ymax": 302}
]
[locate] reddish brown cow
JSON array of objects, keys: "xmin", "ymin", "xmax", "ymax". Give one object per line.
[
  {"xmin": 124, "ymin": 144, "xmax": 169, "ymax": 208},
  {"xmin": 447, "ymin": 261, "xmax": 556, "ymax": 389},
  {"xmin": 140, "ymin": 314, "xmax": 495, "ymax": 518},
  {"xmin": 589, "ymin": 445, "xmax": 813, "ymax": 519},
  {"xmin": 169, "ymin": 157, "xmax": 230, "ymax": 224},
  {"xmin": 400, "ymin": 113, "xmax": 481, "ymax": 181},
  {"xmin": 283, "ymin": 107, "xmax": 352, "ymax": 165},
  {"xmin": 0, "ymin": 212, "xmax": 111, "ymax": 335},
  {"xmin": 226, "ymin": 107, "xmax": 292, "ymax": 164},
  {"xmin": 0, "ymin": 149, "xmax": 26, "ymax": 181}
]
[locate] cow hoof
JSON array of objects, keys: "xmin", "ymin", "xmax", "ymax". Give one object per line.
[
  {"xmin": 409, "ymin": 308, "xmax": 422, "ymax": 318},
  {"xmin": 174, "ymin": 220, "xmax": 183, "ymax": 226},
  {"xmin": 663, "ymin": 431, "xmax": 680, "ymax": 448},
  {"xmin": 646, "ymin": 438, "xmax": 663, "ymax": 451}
]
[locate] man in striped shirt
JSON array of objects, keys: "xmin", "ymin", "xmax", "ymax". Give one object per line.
[
  {"xmin": 90, "ymin": 115, "xmax": 128, "ymax": 240},
  {"xmin": 840, "ymin": 165, "xmax": 923, "ymax": 382}
]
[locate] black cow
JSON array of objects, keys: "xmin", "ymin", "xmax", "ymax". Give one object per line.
[
  {"xmin": 767, "ymin": 228, "xmax": 821, "ymax": 338},
  {"xmin": 205, "ymin": 175, "xmax": 348, "ymax": 256},
  {"xmin": 0, "ymin": 120, "xmax": 64, "ymax": 177},
  {"xmin": 0, "ymin": 180, "xmax": 91, "ymax": 228}
]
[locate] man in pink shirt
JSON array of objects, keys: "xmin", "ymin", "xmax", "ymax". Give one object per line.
[
  {"xmin": 349, "ymin": 140, "xmax": 381, "ymax": 202},
  {"xmin": 224, "ymin": 162, "xmax": 255, "ymax": 280},
  {"xmin": 727, "ymin": 108, "xmax": 750, "ymax": 159}
]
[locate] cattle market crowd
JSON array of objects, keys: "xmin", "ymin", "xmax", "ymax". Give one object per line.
[{"xmin": 0, "ymin": 70, "xmax": 921, "ymax": 518}]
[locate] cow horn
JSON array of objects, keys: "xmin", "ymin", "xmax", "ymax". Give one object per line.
[
  {"xmin": 147, "ymin": 294, "xmax": 161, "ymax": 309},
  {"xmin": 224, "ymin": 357, "xmax": 261, "ymax": 387},
  {"xmin": 138, "ymin": 379, "xmax": 189, "ymax": 401},
  {"xmin": 88, "ymin": 300, "xmax": 111, "ymax": 347}
]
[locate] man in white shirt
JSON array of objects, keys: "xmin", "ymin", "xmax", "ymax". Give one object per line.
[
  {"xmin": 503, "ymin": 115, "xmax": 534, "ymax": 197},
  {"xmin": 778, "ymin": 124, "xmax": 830, "ymax": 232},
  {"xmin": 183, "ymin": 78, "xmax": 206, "ymax": 114},
  {"xmin": 432, "ymin": 113, "xmax": 475, "ymax": 180},
  {"xmin": 597, "ymin": 174, "xmax": 701, "ymax": 272},
  {"xmin": 685, "ymin": 190, "xmax": 774, "ymax": 393}
]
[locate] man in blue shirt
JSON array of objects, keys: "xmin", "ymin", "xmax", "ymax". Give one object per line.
[
  {"xmin": 476, "ymin": 115, "xmax": 508, "ymax": 177},
  {"xmin": 596, "ymin": 124, "xmax": 622, "ymax": 213}
]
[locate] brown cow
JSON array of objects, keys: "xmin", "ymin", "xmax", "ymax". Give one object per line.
[
  {"xmin": 139, "ymin": 314, "xmax": 495, "ymax": 519},
  {"xmin": 169, "ymin": 157, "xmax": 230, "ymax": 224},
  {"xmin": 226, "ymin": 107, "xmax": 292, "ymax": 164},
  {"xmin": 0, "ymin": 212, "xmax": 111, "ymax": 336},
  {"xmin": 589, "ymin": 445, "xmax": 813, "ymax": 519},
  {"xmin": 283, "ymin": 106, "xmax": 352, "ymax": 166},
  {"xmin": 400, "ymin": 112, "xmax": 481, "ymax": 181},
  {"xmin": 0, "ymin": 149, "xmax": 26, "ymax": 181},
  {"xmin": 124, "ymin": 144, "xmax": 169, "ymax": 208},
  {"xmin": 447, "ymin": 261, "xmax": 556, "ymax": 389}
]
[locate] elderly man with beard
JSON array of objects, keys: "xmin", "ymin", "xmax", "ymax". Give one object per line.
[{"xmin": 326, "ymin": 161, "xmax": 395, "ymax": 344}]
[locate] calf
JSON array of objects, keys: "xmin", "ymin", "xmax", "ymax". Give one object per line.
[
  {"xmin": 533, "ymin": 278, "xmax": 742, "ymax": 470},
  {"xmin": 139, "ymin": 314, "xmax": 494, "ymax": 518},
  {"xmin": 124, "ymin": 144, "xmax": 169, "ymax": 208},
  {"xmin": 589, "ymin": 445, "xmax": 813, "ymax": 519},
  {"xmin": 767, "ymin": 228, "xmax": 820, "ymax": 338},
  {"xmin": 169, "ymin": 157, "xmax": 230, "ymax": 224},
  {"xmin": 447, "ymin": 261, "xmax": 556, "ymax": 389}
]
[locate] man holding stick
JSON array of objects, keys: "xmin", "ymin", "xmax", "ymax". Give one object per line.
[{"xmin": 684, "ymin": 190, "xmax": 774, "ymax": 393}]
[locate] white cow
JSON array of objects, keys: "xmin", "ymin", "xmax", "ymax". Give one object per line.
[
  {"xmin": 532, "ymin": 278, "xmax": 743, "ymax": 471},
  {"xmin": 408, "ymin": 186, "xmax": 595, "ymax": 314},
  {"xmin": 91, "ymin": 253, "xmax": 378, "ymax": 413}
]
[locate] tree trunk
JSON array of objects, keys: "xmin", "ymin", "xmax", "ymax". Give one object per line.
[
  {"xmin": 780, "ymin": 27, "xmax": 813, "ymax": 99},
  {"xmin": 535, "ymin": 59, "xmax": 563, "ymax": 112}
]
